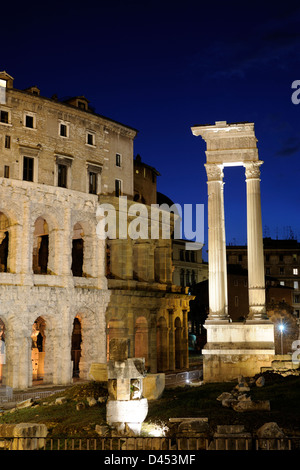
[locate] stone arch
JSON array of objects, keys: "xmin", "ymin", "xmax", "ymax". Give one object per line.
[
  {"xmin": 0, "ymin": 317, "xmax": 6, "ymax": 384},
  {"xmin": 71, "ymin": 222, "xmax": 84, "ymax": 277},
  {"xmin": 134, "ymin": 316, "xmax": 148, "ymax": 366},
  {"xmin": 71, "ymin": 217, "xmax": 97, "ymax": 278},
  {"xmin": 71, "ymin": 316, "xmax": 82, "ymax": 378},
  {"xmin": 30, "ymin": 209, "xmax": 61, "ymax": 275},
  {"xmin": 175, "ymin": 317, "xmax": 182, "ymax": 370},
  {"xmin": 157, "ymin": 316, "xmax": 168, "ymax": 372},
  {"xmin": 0, "ymin": 212, "xmax": 9, "ymax": 273},
  {"xmin": 32, "ymin": 217, "xmax": 49, "ymax": 274},
  {"xmin": 31, "ymin": 316, "xmax": 46, "ymax": 383}
]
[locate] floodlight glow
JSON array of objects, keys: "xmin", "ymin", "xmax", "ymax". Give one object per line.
[{"xmin": 279, "ymin": 324, "xmax": 285, "ymax": 332}]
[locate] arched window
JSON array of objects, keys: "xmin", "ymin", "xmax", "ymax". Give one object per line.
[
  {"xmin": 71, "ymin": 223, "xmax": 84, "ymax": 277},
  {"xmin": 0, "ymin": 212, "xmax": 9, "ymax": 272},
  {"xmin": 33, "ymin": 217, "xmax": 49, "ymax": 274},
  {"xmin": 180, "ymin": 269, "xmax": 185, "ymax": 287}
]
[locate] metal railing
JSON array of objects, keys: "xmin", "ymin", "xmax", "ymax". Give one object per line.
[
  {"xmin": 0, "ymin": 436, "xmax": 299, "ymax": 451},
  {"xmin": 165, "ymin": 369, "xmax": 202, "ymax": 387}
]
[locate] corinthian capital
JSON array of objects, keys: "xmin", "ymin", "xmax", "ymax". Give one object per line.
[
  {"xmin": 244, "ymin": 161, "xmax": 263, "ymax": 180},
  {"xmin": 205, "ymin": 164, "xmax": 224, "ymax": 182}
]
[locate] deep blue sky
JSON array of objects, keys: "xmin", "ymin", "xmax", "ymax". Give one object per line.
[{"xmin": 2, "ymin": 0, "xmax": 300, "ymax": 258}]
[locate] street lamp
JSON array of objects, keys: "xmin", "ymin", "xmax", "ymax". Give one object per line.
[{"xmin": 279, "ymin": 323, "xmax": 285, "ymax": 355}]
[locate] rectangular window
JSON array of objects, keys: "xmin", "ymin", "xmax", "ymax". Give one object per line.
[
  {"xmin": 293, "ymin": 268, "xmax": 298, "ymax": 275},
  {"xmin": 4, "ymin": 165, "xmax": 9, "ymax": 178},
  {"xmin": 57, "ymin": 164, "xmax": 67, "ymax": 188},
  {"xmin": 280, "ymin": 267, "xmax": 284, "ymax": 275},
  {"xmin": 87, "ymin": 132, "xmax": 95, "ymax": 146},
  {"xmin": 4, "ymin": 135, "xmax": 10, "ymax": 149},
  {"xmin": 25, "ymin": 114, "xmax": 34, "ymax": 128},
  {"xmin": 89, "ymin": 172, "xmax": 97, "ymax": 194},
  {"xmin": 60, "ymin": 123, "xmax": 68, "ymax": 137},
  {"xmin": 115, "ymin": 179, "xmax": 122, "ymax": 197},
  {"xmin": 294, "ymin": 295, "xmax": 300, "ymax": 304},
  {"xmin": 234, "ymin": 296, "xmax": 239, "ymax": 307},
  {"xmin": 23, "ymin": 156, "xmax": 34, "ymax": 182},
  {"xmin": 116, "ymin": 153, "xmax": 121, "ymax": 167},
  {"xmin": 0, "ymin": 110, "xmax": 8, "ymax": 124},
  {"xmin": 294, "ymin": 281, "xmax": 299, "ymax": 290}
]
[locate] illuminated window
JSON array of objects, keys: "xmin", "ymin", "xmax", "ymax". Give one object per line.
[
  {"xmin": 293, "ymin": 268, "xmax": 298, "ymax": 275},
  {"xmin": 280, "ymin": 281, "xmax": 285, "ymax": 286},
  {"xmin": 294, "ymin": 281, "xmax": 299, "ymax": 290}
]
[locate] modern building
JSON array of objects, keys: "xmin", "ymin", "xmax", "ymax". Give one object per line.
[
  {"xmin": 227, "ymin": 237, "xmax": 300, "ymax": 318},
  {"xmin": 172, "ymin": 239, "xmax": 208, "ymax": 289}
]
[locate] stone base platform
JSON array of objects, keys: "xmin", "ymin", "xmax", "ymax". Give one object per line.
[{"xmin": 202, "ymin": 322, "xmax": 275, "ymax": 382}]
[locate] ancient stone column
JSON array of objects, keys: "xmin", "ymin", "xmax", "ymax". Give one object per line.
[
  {"xmin": 205, "ymin": 164, "xmax": 229, "ymax": 321},
  {"xmin": 244, "ymin": 161, "xmax": 268, "ymax": 321}
]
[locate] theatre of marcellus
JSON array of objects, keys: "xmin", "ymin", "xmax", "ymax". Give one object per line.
[{"xmin": 0, "ymin": 71, "xmax": 191, "ymax": 390}]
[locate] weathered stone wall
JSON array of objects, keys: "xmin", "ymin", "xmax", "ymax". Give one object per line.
[{"xmin": 0, "ymin": 177, "xmax": 110, "ymax": 389}]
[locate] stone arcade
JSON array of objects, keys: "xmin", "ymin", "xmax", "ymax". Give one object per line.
[
  {"xmin": 0, "ymin": 71, "xmax": 190, "ymax": 390},
  {"xmin": 191, "ymin": 121, "xmax": 275, "ymax": 382}
]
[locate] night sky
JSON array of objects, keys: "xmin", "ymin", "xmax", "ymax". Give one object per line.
[{"xmin": 2, "ymin": 0, "xmax": 300, "ymax": 259}]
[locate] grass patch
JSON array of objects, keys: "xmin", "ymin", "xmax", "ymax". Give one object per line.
[{"xmin": 0, "ymin": 373, "xmax": 299, "ymax": 437}]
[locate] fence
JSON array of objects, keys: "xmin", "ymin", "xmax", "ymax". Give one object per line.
[
  {"xmin": 0, "ymin": 436, "xmax": 299, "ymax": 451},
  {"xmin": 165, "ymin": 369, "xmax": 202, "ymax": 387},
  {"xmin": 0, "ymin": 389, "xmax": 65, "ymax": 404}
]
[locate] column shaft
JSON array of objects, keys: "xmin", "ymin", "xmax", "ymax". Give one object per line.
[
  {"xmin": 205, "ymin": 164, "xmax": 229, "ymax": 321},
  {"xmin": 245, "ymin": 161, "xmax": 268, "ymax": 321}
]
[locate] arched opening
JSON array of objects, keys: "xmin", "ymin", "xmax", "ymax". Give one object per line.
[
  {"xmin": 71, "ymin": 316, "xmax": 82, "ymax": 378},
  {"xmin": 71, "ymin": 223, "xmax": 84, "ymax": 277},
  {"xmin": 0, "ymin": 318, "xmax": 5, "ymax": 384},
  {"xmin": 31, "ymin": 317, "xmax": 46, "ymax": 383},
  {"xmin": 33, "ymin": 217, "xmax": 49, "ymax": 274},
  {"xmin": 0, "ymin": 212, "xmax": 9, "ymax": 272},
  {"xmin": 135, "ymin": 316, "xmax": 148, "ymax": 366},
  {"xmin": 156, "ymin": 316, "xmax": 168, "ymax": 372},
  {"xmin": 175, "ymin": 317, "xmax": 182, "ymax": 369}
]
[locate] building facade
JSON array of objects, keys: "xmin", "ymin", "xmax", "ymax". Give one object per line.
[
  {"xmin": 227, "ymin": 238, "xmax": 300, "ymax": 318},
  {"xmin": 0, "ymin": 71, "xmax": 190, "ymax": 389},
  {"xmin": 172, "ymin": 239, "xmax": 208, "ymax": 289}
]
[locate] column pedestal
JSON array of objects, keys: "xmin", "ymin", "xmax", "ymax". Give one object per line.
[{"xmin": 202, "ymin": 322, "xmax": 275, "ymax": 382}]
